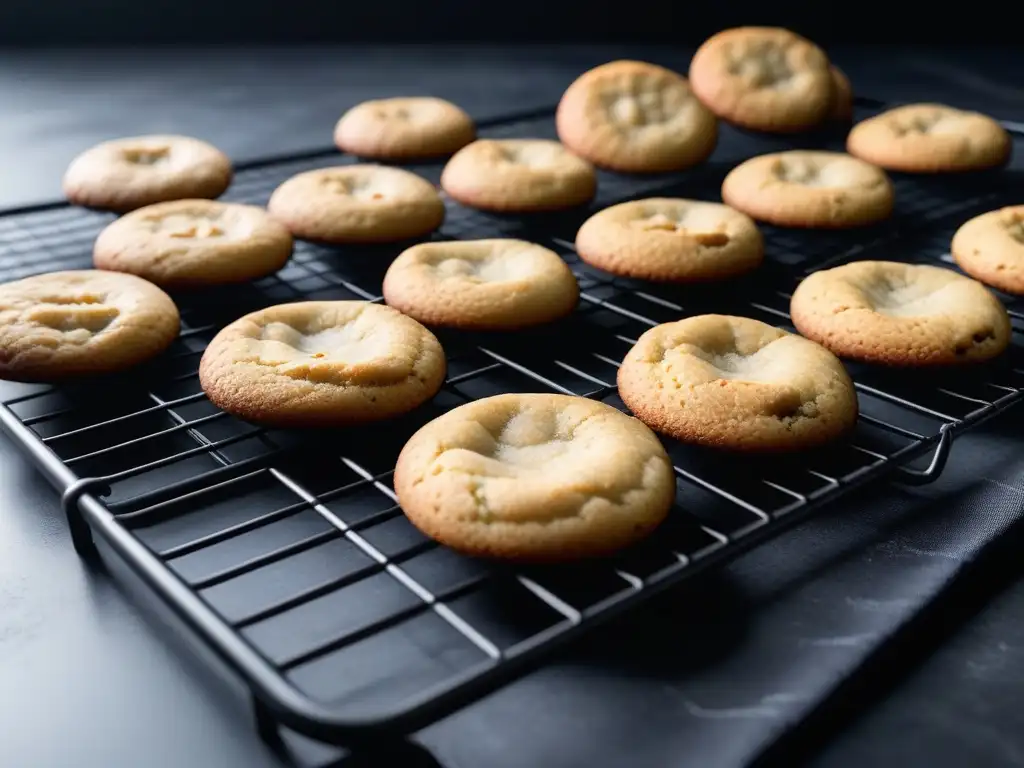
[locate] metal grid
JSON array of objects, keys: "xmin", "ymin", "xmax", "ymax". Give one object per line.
[{"xmin": 1, "ymin": 102, "xmax": 1023, "ymax": 748}]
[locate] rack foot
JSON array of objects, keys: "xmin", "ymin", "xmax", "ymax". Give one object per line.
[
  {"xmin": 60, "ymin": 477, "xmax": 109, "ymax": 562},
  {"xmin": 340, "ymin": 739, "xmax": 443, "ymax": 768}
]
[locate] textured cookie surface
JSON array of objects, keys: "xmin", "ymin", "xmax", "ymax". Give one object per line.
[
  {"xmin": 618, "ymin": 314, "xmax": 857, "ymax": 451},
  {"xmin": 0, "ymin": 270, "xmax": 180, "ymax": 381},
  {"xmin": 393, "ymin": 393, "xmax": 676, "ymax": 562},
  {"xmin": 199, "ymin": 301, "xmax": 445, "ymax": 427},
  {"xmin": 440, "ymin": 139, "xmax": 597, "ymax": 212},
  {"xmin": 334, "ymin": 97, "xmax": 475, "ymax": 160},
  {"xmin": 790, "ymin": 261, "xmax": 1011, "ymax": 366},
  {"xmin": 94, "ymin": 199, "xmax": 293, "ymax": 289},
  {"xmin": 721, "ymin": 151, "xmax": 894, "ymax": 229},
  {"xmin": 267, "ymin": 165, "xmax": 445, "ymax": 244},
  {"xmin": 63, "ymin": 135, "xmax": 232, "ymax": 213},
  {"xmin": 952, "ymin": 206, "xmax": 1024, "ymax": 295},
  {"xmin": 688, "ymin": 27, "xmax": 833, "ymax": 133},
  {"xmin": 846, "ymin": 103, "xmax": 1011, "ymax": 173},
  {"xmin": 382, "ymin": 239, "xmax": 579, "ymax": 330},
  {"xmin": 575, "ymin": 198, "xmax": 763, "ymax": 282},
  {"xmin": 555, "ymin": 60, "xmax": 718, "ymax": 173}
]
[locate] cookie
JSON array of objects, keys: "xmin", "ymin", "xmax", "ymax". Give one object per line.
[
  {"xmin": 334, "ymin": 97, "xmax": 476, "ymax": 160},
  {"xmin": 721, "ymin": 151, "xmax": 894, "ymax": 229},
  {"xmin": 0, "ymin": 270, "xmax": 180, "ymax": 382},
  {"xmin": 393, "ymin": 393, "xmax": 676, "ymax": 562},
  {"xmin": 846, "ymin": 104, "xmax": 1011, "ymax": 173},
  {"xmin": 617, "ymin": 314, "xmax": 858, "ymax": 452},
  {"xmin": 63, "ymin": 135, "xmax": 232, "ymax": 213},
  {"xmin": 382, "ymin": 239, "xmax": 579, "ymax": 330},
  {"xmin": 790, "ymin": 261, "xmax": 1011, "ymax": 366},
  {"xmin": 555, "ymin": 60, "xmax": 718, "ymax": 173},
  {"xmin": 688, "ymin": 27, "xmax": 833, "ymax": 133},
  {"xmin": 267, "ymin": 165, "xmax": 445, "ymax": 244},
  {"xmin": 951, "ymin": 206, "xmax": 1024, "ymax": 295},
  {"xmin": 440, "ymin": 139, "xmax": 597, "ymax": 213},
  {"xmin": 828, "ymin": 66, "xmax": 854, "ymax": 123},
  {"xmin": 199, "ymin": 301, "xmax": 445, "ymax": 428},
  {"xmin": 93, "ymin": 199, "xmax": 293, "ymax": 289},
  {"xmin": 575, "ymin": 198, "xmax": 763, "ymax": 282}
]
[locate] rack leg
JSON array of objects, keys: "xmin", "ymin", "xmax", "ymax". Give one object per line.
[
  {"xmin": 253, "ymin": 698, "xmax": 289, "ymax": 761},
  {"xmin": 60, "ymin": 478, "xmax": 107, "ymax": 563},
  {"xmin": 341, "ymin": 739, "xmax": 443, "ymax": 768},
  {"xmin": 70, "ymin": 511, "xmax": 102, "ymax": 562}
]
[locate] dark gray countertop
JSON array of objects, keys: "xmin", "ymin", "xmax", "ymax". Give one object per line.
[{"xmin": 2, "ymin": 44, "xmax": 1024, "ymax": 768}]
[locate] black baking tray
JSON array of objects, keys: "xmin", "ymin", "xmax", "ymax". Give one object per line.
[{"xmin": 1, "ymin": 98, "xmax": 1022, "ymax": 750}]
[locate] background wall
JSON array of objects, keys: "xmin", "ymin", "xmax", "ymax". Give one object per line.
[{"xmin": 0, "ymin": 0, "xmax": 1005, "ymax": 45}]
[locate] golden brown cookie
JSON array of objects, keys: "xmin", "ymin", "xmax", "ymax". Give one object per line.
[
  {"xmin": 440, "ymin": 139, "xmax": 597, "ymax": 213},
  {"xmin": 93, "ymin": 199, "xmax": 293, "ymax": 289},
  {"xmin": 333, "ymin": 97, "xmax": 476, "ymax": 160},
  {"xmin": 951, "ymin": 206, "xmax": 1024, "ymax": 295},
  {"xmin": 393, "ymin": 393, "xmax": 676, "ymax": 562},
  {"xmin": 828, "ymin": 66, "xmax": 854, "ymax": 123},
  {"xmin": 846, "ymin": 104, "xmax": 1012, "ymax": 173},
  {"xmin": 688, "ymin": 27, "xmax": 834, "ymax": 133},
  {"xmin": 63, "ymin": 135, "xmax": 232, "ymax": 213},
  {"xmin": 267, "ymin": 165, "xmax": 444, "ymax": 244},
  {"xmin": 790, "ymin": 261, "xmax": 1011, "ymax": 366},
  {"xmin": 721, "ymin": 151, "xmax": 894, "ymax": 229},
  {"xmin": 555, "ymin": 60, "xmax": 718, "ymax": 173},
  {"xmin": 575, "ymin": 198, "xmax": 763, "ymax": 282},
  {"xmin": 199, "ymin": 301, "xmax": 445, "ymax": 427},
  {"xmin": 0, "ymin": 270, "xmax": 180, "ymax": 382},
  {"xmin": 382, "ymin": 239, "xmax": 578, "ymax": 330},
  {"xmin": 618, "ymin": 314, "xmax": 858, "ymax": 452}
]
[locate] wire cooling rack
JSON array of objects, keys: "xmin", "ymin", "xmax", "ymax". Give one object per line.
[{"xmin": 1, "ymin": 100, "xmax": 1023, "ymax": 751}]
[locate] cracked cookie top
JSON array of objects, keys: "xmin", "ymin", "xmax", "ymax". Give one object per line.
[
  {"xmin": 721, "ymin": 151, "xmax": 894, "ymax": 229},
  {"xmin": 199, "ymin": 300, "xmax": 446, "ymax": 427},
  {"xmin": 846, "ymin": 103, "xmax": 1011, "ymax": 173},
  {"xmin": 267, "ymin": 165, "xmax": 445, "ymax": 244},
  {"xmin": 63, "ymin": 134, "xmax": 233, "ymax": 213},
  {"xmin": 394, "ymin": 393, "xmax": 675, "ymax": 561},
  {"xmin": 555, "ymin": 59, "xmax": 718, "ymax": 173},
  {"xmin": 0, "ymin": 269, "xmax": 180, "ymax": 381},
  {"xmin": 689, "ymin": 27, "xmax": 834, "ymax": 133},
  {"xmin": 574, "ymin": 197, "xmax": 763, "ymax": 282},
  {"xmin": 617, "ymin": 314, "xmax": 858, "ymax": 451},
  {"xmin": 93, "ymin": 199, "xmax": 293, "ymax": 289},
  {"xmin": 790, "ymin": 261, "xmax": 1011, "ymax": 366},
  {"xmin": 334, "ymin": 96, "xmax": 476, "ymax": 160},
  {"xmin": 952, "ymin": 205, "xmax": 1024, "ymax": 296},
  {"xmin": 382, "ymin": 239, "xmax": 579, "ymax": 330}
]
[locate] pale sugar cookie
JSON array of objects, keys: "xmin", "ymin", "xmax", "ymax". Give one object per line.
[
  {"xmin": 267, "ymin": 165, "xmax": 445, "ymax": 244},
  {"xmin": 575, "ymin": 198, "xmax": 763, "ymax": 282},
  {"xmin": 555, "ymin": 60, "xmax": 718, "ymax": 173},
  {"xmin": 689, "ymin": 27, "xmax": 833, "ymax": 133},
  {"xmin": 790, "ymin": 261, "xmax": 1011, "ymax": 366},
  {"xmin": 721, "ymin": 151, "xmax": 894, "ymax": 229},
  {"xmin": 94, "ymin": 199, "xmax": 293, "ymax": 289},
  {"xmin": 334, "ymin": 97, "xmax": 475, "ymax": 160},
  {"xmin": 199, "ymin": 301, "xmax": 445, "ymax": 427},
  {"xmin": 63, "ymin": 135, "xmax": 232, "ymax": 213},
  {"xmin": 952, "ymin": 206, "xmax": 1024, "ymax": 295},
  {"xmin": 382, "ymin": 239, "xmax": 578, "ymax": 330},
  {"xmin": 0, "ymin": 270, "xmax": 180, "ymax": 382},
  {"xmin": 393, "ymin": 393, "xmax": 676, "ymax": 562},
  {"xmin": 846, "ymin": 104, "xmax": 1011, "ymax": 173},
  {"xmin": 440, "ymin": 139, "xmax": 597, "ymax": 213},
  {"xmin": 618, "ymin": 314, "xmax": 858, "ymax": 452}
]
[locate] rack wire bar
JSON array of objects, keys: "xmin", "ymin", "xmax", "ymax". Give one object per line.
[{"xmin": 1, "ymin": 98, "xmax": 1023, "ymax": 748}]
